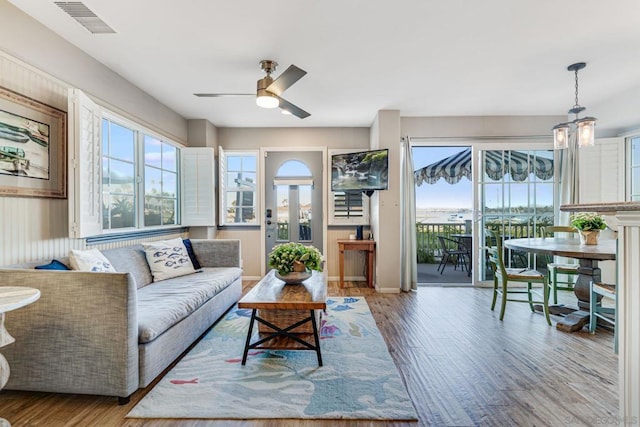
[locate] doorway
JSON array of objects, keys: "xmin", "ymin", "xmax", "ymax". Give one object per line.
[
  {"xmin": 413, "ymin": 146, "xmax": 473, "ymax": 285},
  {"xmin": 264, "ymin": 151, "xmax": 323, "ymax": 270}
]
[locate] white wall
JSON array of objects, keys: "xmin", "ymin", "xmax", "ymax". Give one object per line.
[
  {"xmin": 0, "ymin": 0, "xmax": 187, "ymax": 143},
  {"xmin": 217, "ymin": 127, "xmax": 370, "ymax": 278},
  {"xmin": 370, "ymin": 111, "xmax": 402, "ymax": 292},
  {"xmin": 402, "ymin": 115, "xmax": 565, "ymax": 138}
]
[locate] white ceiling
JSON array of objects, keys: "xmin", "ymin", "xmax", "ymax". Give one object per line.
[{"xmin": 8, "ymin": 0, "xmax": 640, "ymax": 132}]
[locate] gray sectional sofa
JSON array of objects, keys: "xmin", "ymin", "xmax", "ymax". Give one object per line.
[{"xmin": 0, "ymin": 239, "xmax": 242, "ymax": 404}]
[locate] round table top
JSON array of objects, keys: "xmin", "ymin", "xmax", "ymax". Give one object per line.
[
  {"xmin": 504, "ymin": 237, "xmax": 616, "ymax": 261},
  {"xmin": 0, "ymin": 287, "xmax": 41, "ymax": 313}
]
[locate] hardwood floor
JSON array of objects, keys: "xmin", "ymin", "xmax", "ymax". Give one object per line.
[{"xmin": 0, "ymin": 281, "xmax": 618, "ymax": 426}]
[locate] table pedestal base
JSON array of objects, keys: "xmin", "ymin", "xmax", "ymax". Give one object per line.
[
  {"xmin": 533, "ymin": 304, "xmax": 587, "ymax": 331},
  {"xmin": 555, "ymin": 310, "xmax": 591, "ymax": 332}
]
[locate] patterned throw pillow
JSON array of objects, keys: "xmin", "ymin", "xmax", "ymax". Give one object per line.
[
  {"xmin": 142, "ymin": 238, "xmax": 195, "ymax": 281},
  {"xmin": 69, "ymin": 249, "xmax": 116, "ymax": 272}
]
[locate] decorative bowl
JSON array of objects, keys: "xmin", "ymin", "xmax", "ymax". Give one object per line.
[{"xmin": 275, "ymin": 271, "xmax": 311, "ymax": 285}]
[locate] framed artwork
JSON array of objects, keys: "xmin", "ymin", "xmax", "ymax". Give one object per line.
[{"xmin": 0, "ymin": 86, "xmax": 66, "ymax": 198}]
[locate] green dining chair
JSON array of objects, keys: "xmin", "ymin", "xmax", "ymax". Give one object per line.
[
  {"xmin": 589, "ymin": 281, "xmax": 618, "ymax": 353},
  {"xmin": 486, "ymin": 229, "xmax": 552, "ymax": 325},
  {"xmin": 540, "ymin": 226, "xmax": 579, "ymax": 304}
]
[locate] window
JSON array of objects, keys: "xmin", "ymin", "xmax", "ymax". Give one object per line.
[
  {"xmin": 102, "ymin": 119, "xmax": 136, "ymax": 229},
  {"xmin": 630, "ymin": 137, "xmax": 640, "ymax": 201},
  {"xmin": 219, "ymin": 148, "xmax": 258, "ymax": 225},
  {"xmin": 101, "ymin": 115, "xmax": 179, "ymax": 232},
  {"xmin": 143, "ymin": 135, "xmax": 177, "ymax": 226},
  {"xmin": 70, "ymin": 89, "xmax": 210, "ymax": 238}
]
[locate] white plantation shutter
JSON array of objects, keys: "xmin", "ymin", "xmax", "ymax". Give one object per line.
[
  {"xmin": 333, "ymin": 191, "xmax": 364, "ymax": 219},
  {"xmin": 328, "ymin": 149, "xmax": 369, "ymax": 225},
  {"xmin": 579, "ymin": 137, "xmax": 625, "ymax": 203},
  {"xmin": 68, "ymin": 89, "xmax": 103, "ymax": 238},
  {"xmin": 218, "ymin": 145, "xmax": 226, "ymax": 225},
  {"xmin": 181, "ymin": 147, "xmax": 215, "ymax": 226}
]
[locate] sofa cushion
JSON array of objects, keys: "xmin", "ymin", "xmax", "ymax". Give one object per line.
[
  {"xmin": 137, "ymin": 267, "xmax": 242, "ymax": 343},
  {"xmin": 101, "ymin": 245, "xmax": 154, "ymax": 289},
  {"xmin": 142, "ymin": 238, "xmax": 195, "ymax": 281},
  {"xmin": 69, "ymin": 249, "xmax": 116, "ymax": 272}
]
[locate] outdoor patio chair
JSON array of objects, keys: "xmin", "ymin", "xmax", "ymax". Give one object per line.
[
  {"xmin": 485, "ymin": 229, "xmax": 552, "ymax": 325},
  {"xmin": 541, "ymin": 225, "xmax": 579, "ymax": 304},
  {"xmin": 437, "ymin": 236, "xmax": 469, "ymax": 274}
]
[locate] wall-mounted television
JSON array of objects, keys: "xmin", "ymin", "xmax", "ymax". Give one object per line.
[{"xmin": 331, "ymin": 148, "xmax": 389, "ymax": 192}]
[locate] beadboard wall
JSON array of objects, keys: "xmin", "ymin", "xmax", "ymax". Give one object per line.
[
  {"xmin": 0, "ymin": 53, "xmax": 75, "ymax": 265},
  {"xmin": 0, "ymin": 52, "xmax": 188, "ymax": 265}
]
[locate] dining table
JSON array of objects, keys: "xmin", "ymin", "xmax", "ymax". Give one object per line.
[{"xmin": 504, "ymin": 236, "xmax": 616, "ymax": 332}]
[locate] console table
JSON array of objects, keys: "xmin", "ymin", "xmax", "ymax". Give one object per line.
[{"xmin": 337, "ymin": 239, "xmax": 376, "ymax": 288}]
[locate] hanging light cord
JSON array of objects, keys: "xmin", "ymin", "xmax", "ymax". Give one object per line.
[{"xmin": 573, "ymin": 68, "xmax": 581, "ymax": 110}]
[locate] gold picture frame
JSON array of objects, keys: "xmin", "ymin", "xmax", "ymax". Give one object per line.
[{"xmin": 0, "ymin": 86, "xmax": 66, "ymax": 198}]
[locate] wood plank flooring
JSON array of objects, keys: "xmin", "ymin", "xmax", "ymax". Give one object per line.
[{"xmin": 0, "ymin": 281, "xmax": 618, "ymax": 426}]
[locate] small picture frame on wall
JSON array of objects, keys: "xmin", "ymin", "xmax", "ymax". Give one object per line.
[{"xmin": 0, "ymin": 86, "xmax": 66, "ymax": 198}]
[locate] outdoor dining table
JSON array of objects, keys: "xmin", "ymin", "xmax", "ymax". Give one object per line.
[{"xmin": 504, "ymin": 236, "xmax": 616, "ymax": 332}]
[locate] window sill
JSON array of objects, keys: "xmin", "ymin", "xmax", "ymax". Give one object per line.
[{"xmin": 86, "ymin": 226, "xmax": 188, "ymax": 245}]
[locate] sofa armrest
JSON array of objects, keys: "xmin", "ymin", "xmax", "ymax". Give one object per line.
[
  {"xmin": 190, "ymin": 239, "xmax": 242, "ymax": 268},
  {"xmin": 0, "ymin": 269, "xmax": 139, "ymax": 399}
]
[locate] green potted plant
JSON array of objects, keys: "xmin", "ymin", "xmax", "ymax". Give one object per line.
[
  {"xmin": 570, "ymin": 212, "xmax": 607, "ymax": 245},
  {"xmin": 268, "ymin": 242, "xmax": 323, "ymax": 284}
]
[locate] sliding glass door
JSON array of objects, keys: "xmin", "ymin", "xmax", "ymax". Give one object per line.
[{"xmin": 479, "ymin": 149, "xmax": 555, "ymax": 280}]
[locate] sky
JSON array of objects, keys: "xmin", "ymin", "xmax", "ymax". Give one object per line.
[{"xmin": 413, "ymin": 146, "xmax": 472, "ymax": 210}]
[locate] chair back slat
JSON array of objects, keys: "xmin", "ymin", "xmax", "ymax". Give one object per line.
[
  {"xmin": 540, "ymin": 225, "xmax": 577, "ymax": 237},
  {"xmin": 485, "ymin": 229, "xmax": 507, "ymax": 277}
]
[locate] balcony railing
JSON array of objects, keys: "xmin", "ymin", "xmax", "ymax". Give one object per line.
[{"xmin": 416, "ymin": 221, "xmax": 549, "ymax": 267}]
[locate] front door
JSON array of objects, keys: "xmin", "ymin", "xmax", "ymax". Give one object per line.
[{"xmin": 264, "ymin": 151, "xmax": 323, "ymax": 270}]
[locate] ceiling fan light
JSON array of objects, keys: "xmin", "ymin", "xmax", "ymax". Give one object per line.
[
  {"xmin": 256, "ymin": 94, "xmax": 279, "ymax": 109},
  {"xmin": 576, "ymin": 117, "xmax": 596, "ymax": 147},
  {"xmin": 552, "ymin": 123, "xmax": 570, "ymax": 150}
]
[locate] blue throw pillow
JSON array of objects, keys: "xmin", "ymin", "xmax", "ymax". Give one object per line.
[
  {"xmin": 182, "ymin": 239, "xmax": 202, "ymax": 270},
  {"xmin": 35, "ymin": 259, "xmax": 71, "ymax": 270}
]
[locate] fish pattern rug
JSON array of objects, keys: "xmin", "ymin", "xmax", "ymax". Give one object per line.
[{"xmin": 127, "ymin": 296, "xmax": 418, "ymax": 420}]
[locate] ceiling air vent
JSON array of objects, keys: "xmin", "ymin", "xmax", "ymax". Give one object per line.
[{"xmin": 54, "ymin": 2, "xmax": 116, "ymax": 34}]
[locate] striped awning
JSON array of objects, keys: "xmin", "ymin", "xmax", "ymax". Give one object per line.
[{"xmin": 414, "ymin": 148, "xmax": 553, "ymax": 186}]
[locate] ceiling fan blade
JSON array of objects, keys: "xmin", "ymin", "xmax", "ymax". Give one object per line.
[
  {"xmin": 277, "ymin": 96, "xmax": 310, "ymax": 119},
  {"xmin": 266, "ymin": 65, "xmax": 307, "ymax": 95},
  {"xmin": 194, "ymin": 93, "xmax": 253, "ymax": 97}
]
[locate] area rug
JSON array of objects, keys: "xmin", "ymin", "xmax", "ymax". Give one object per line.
[{"xmin": 127, "ymin": 296, "xmax": 418, "ymax": 420}]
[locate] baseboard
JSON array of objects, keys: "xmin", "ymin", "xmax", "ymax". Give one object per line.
[
  {"xmin": 327, "ymin": 275, "xmax": 365, "ymax": 282},
  {"xmin": 245, "ymin": 275, "xmax": 367, "ymax": 283},
  {"xmin": 375, "ymin": 286, "xmax": 400, "ymax": 294}
]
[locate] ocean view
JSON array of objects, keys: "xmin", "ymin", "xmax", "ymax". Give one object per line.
[{"xmin": 416, "ymin": 208, "xmax": 472, "ymax": 224}]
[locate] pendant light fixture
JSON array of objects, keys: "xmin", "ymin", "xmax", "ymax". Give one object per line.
[{"xmin": 552, "ymin": 62, "xmax": 597, "ymax": 149}]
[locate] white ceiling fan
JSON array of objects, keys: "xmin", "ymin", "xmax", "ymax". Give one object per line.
[{"xmin": 194, "ymin": 60, "xmax": 310, "ymax": 119}]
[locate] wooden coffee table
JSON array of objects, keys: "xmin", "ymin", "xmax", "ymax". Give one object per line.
[{"xmin": 238, "ymin": 269, "xmax": 327, "ymax": 366}]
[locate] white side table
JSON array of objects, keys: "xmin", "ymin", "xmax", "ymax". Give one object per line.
[{"xmin": 0, "ymin": 287, "xmax": 40, "ymax": 427}]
